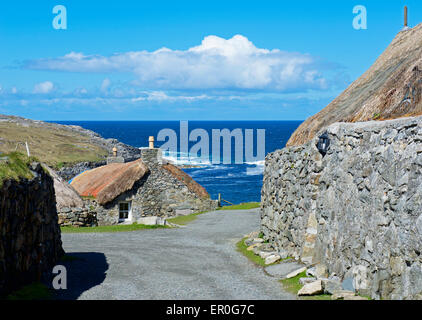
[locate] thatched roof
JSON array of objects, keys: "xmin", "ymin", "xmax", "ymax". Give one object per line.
[
  {"xmin": 43, "ymin": 165, "xmax": 84, "ymax": 210},
  {"xmin": 71, "ymin": 159, "xmax": 149, "ymax": 205},
  {"xmin": 162, "ymin": 163, "xmax": 210, "ymax": 199}
]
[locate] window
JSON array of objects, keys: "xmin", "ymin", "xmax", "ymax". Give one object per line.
[{"xmin": 119, "ymin": 201, "xmax": 132, "ymax": 222}]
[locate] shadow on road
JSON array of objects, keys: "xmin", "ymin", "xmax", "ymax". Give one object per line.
[{"xmin": 46, "ymin": 252, "xmax": 109, "ymax": 300}]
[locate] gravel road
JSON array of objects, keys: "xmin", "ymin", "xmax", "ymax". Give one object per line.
[{"xmin": 57, "ymin": 209, "xmax": 295, "ymax": 300}]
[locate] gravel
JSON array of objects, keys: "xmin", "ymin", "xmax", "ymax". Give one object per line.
[{"xmin": 57, "ymin": 208, "xmax": 296, "ymax": 300}]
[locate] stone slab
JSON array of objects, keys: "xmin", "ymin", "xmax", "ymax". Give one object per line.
[{"xmin": 264, "ymin": 260, "xmax": 306, "ymax": 279}]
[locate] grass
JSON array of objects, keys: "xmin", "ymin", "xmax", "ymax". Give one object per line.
[
  {"xmin": 0, "ymin": 152, "xmax": 37, "ymax": 187},
  {"xmin": 280, "ymin": 271, "xmax": 331, "ymax": 300},
  {"xmin": 236, "ymin": 237, "xmax": 269, "ymax": 267},
  {"xmin": 61, "ymin": 222, "xmax": 168, "ymax": 233},
  {"xmin": 219, "ymin": 202, "xmax": 260, "ymax": 210},
  {"xmin": 0, "ymin": 121, "xmax": 108, "ymax": 168},
  {"xmin": 5, "ymin": 282, "xmax": 53, "ymax": 300},
  {"xmin": 166, "ymin": 211, "xmax": 206, "ymax": 225}
]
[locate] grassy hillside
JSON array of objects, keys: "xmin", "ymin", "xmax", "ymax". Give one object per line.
[{"xmin": 0, "ymin": 120, "xmax": 108, "ymax": 168}]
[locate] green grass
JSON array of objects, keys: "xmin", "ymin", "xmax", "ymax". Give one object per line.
[
  {"xmin": 280, "ymin": 271, "xmax": 331, "ymax": 301},
  {"xmin": 0, "ymin": 152, "xmax": 37, "ymax": 187},
  {"xmin": 280, "ymin": 271, "xmax": 308, "ymax": 295},
  {"xmin": 167, "ymin": 211, "xmax": 206, "ymax": 225},
  {"xmin": 61, "ymin": 222, "xmax": 168, "ymax": 233},
  {"xmin": 236, "ymin": 237, "xmax": 268, "ymax": 267},
  {"xmin": 6, "ymin": 282, "xmax": 52, "ymax": 300},
  {"xmin": 219, "ymin": 202, "xmax": 260, "ymax": 210},
  {"xmin": 0, "ymin": 121, "xmax": 108, "ymax": 168}
]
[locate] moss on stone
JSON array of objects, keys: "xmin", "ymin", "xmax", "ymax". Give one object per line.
[{"xmin": 0, "ymin": 152, "xmax": 36, "ymax": 187}]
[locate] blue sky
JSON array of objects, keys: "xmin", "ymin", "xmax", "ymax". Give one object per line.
[{"xmin": 0, "ymin": 0, "xmax": 418, "ymax": 120}]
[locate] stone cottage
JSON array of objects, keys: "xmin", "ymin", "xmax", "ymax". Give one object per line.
[{"xmin": 69, "ymin": 146, "xmax": 217, "ymax": 226}]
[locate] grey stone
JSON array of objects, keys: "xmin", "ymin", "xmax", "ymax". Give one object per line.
[
  {"xmin": 321, "ymin": 279, "xmax": 342, "ymax": 295},
  {"xmin": 285, "ymin": 267, "xmax": 307, "ymax": 279},
  {"xmin": 341, "ymin": 278, "xmax": 355, "ymax": 292},
  {"xmin": 299, "ymin": 277, "xmax": 316, "ymax": 285},
  {"xmin": 331, "ymin": 290, "xmax": 357, "ymax": 300},
  {"xmin": 265, "ymin": 254, "xmax": 281, "ymax": 265},
  {"xmin": 264, "ymin": 260, "xmax": 306, "ymax": 279},
  {"xmin": 137, "ymin": 216, "xmax": 167, "ymax": 226},
  {"xmin": 298, "ymin": 280, "xmax": 323, "ymax": 296}
]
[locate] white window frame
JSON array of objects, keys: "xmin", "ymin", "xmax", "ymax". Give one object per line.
[{"xmin": 118, "ymin": 201, "xmax": 132, "ymax": 223}]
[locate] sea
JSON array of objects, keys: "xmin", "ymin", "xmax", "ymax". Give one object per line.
[{"xmin": 56, "ymin": 121, "xmax": 302, "ymax": 205}]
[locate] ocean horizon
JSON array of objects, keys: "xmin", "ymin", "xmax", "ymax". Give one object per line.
[{"xmin": 55, "ymin": 120, "xmax": 303, "ymax": 204}]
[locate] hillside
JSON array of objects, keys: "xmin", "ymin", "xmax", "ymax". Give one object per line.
[
  {"xmin": 0, "ymin": 115, "xmax": 139, "ymax": 168},
  {"xmin": 287, "ymin": 23, "xmax": 422, "ymax": 147}
]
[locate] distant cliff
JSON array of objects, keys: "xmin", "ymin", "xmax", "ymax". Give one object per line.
[{"xmin": 287, "ymin": 23, "xmax": 422, "ymax": 147}]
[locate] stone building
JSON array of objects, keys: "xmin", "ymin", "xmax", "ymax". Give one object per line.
[{"xmin": 69, "ymin": 147, "xmax": 217, "ymax": 226}]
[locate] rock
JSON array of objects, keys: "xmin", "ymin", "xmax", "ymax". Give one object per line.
[
  {"xmin": 341, "ymin": 277, "xmax": 355, "ymax": 292},
  {"xmin": 285, "ymin": 267, "xmax": 307, "ymax": 279},
  {"xmin": 259, "ymin": 243, "xmax": 274, "ymax": 252},
  {"xmin": 344, "ymin": 295, "xmax": 369, "ymax": 301},
  {"xmin": 265, "ymin": 254, "xmax": 281, "ymax": 265},
  {"xmin": 246, "ymin": 231, "xmax": 260, "ymax": 239},
  {"xmin": 306, "ymin": 267, "xmax": 316, "ymax": 278},
  {"xmin": 137, "ymin": 216, "xmax": 167, "ymax": 226},
  {"xmin": 278, "ymin": 250, "xmax": 289, "ymax": 260},
  {"xmin": 299, "ymin": 277, "xmax": 316, "ymax": 285},
  {"xmin": 321, "ymin": 279, "xmax": 342, "ymax": 295},
  {"xmin": 247, "ymin": 243, "xmax": 262, "ymax": 251},
  {"xmin": 298, "ymin": 280, "xmax": 323, "ymax": 296},
  {"xmin": 259, "ymin": 251, "xmax": 277, "ymax": 259},
  {"xmin": 315, "ymin": 264, "xmax": 328, "ymax": 278},
  {"xmin": 331, "ymin": 290, "xmax": 356, "ymax": 300},
  {"xmin": 244, "ymin": 238, "xmax": 264, "ymax": 247},
  {"xmin": 264, "ymin": 260, "xmax": 306, "ymax": 279}
]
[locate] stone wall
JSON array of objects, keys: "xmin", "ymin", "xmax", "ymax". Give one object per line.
[
  {"xmin": 0, "ymin": 163, "xmax": 64, "ymax": 296},
  {"xmin": 58, "ymin": 205, "xmax": 97, "ymax": 227},
  {"xmin": 261, "ymin": 116, "xmax": 422, "ymax": 300}
]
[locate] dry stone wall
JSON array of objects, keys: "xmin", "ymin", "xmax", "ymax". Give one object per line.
[
  {"xmin": 58, "ymin": 205, "xmax": 97, "ymax": 227},
  {"xmin": 0, "ymin": 163, "xmax": 64, "ymax": 296},
  {"xmin": 261, "ymin": 116, "xmax": 422, "ymax": 300}
]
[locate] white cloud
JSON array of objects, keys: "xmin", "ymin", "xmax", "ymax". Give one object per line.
[
  {"xmin": 131, "ymin": 91, "xmax": 210, "ymax": 102},
  {"xmin": 33, "ymin": 81, "xmax": 54, "ymax": 94},
  {"xmin": 25, "ymin": 35, "xmax": 329, "ymax": 92},
  {"xmin": 11, "ymin": 87, "xmax": 18, "ymax": 94},
  {"xmin": 100, "ymin": 78, "xmax": 111, "ymax": 93}
]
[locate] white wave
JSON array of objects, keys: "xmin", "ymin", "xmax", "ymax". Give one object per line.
[
  {"xmin": 162, "ymin": 150, "xmax": 212, "ymax": 166},
  {"xmin": 245, "ymin": 160, "xmax": 265, "ymax": 166},
  {"xmin": 246, "ymin": 165, "xmax": 264, "ymax": 176}
]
